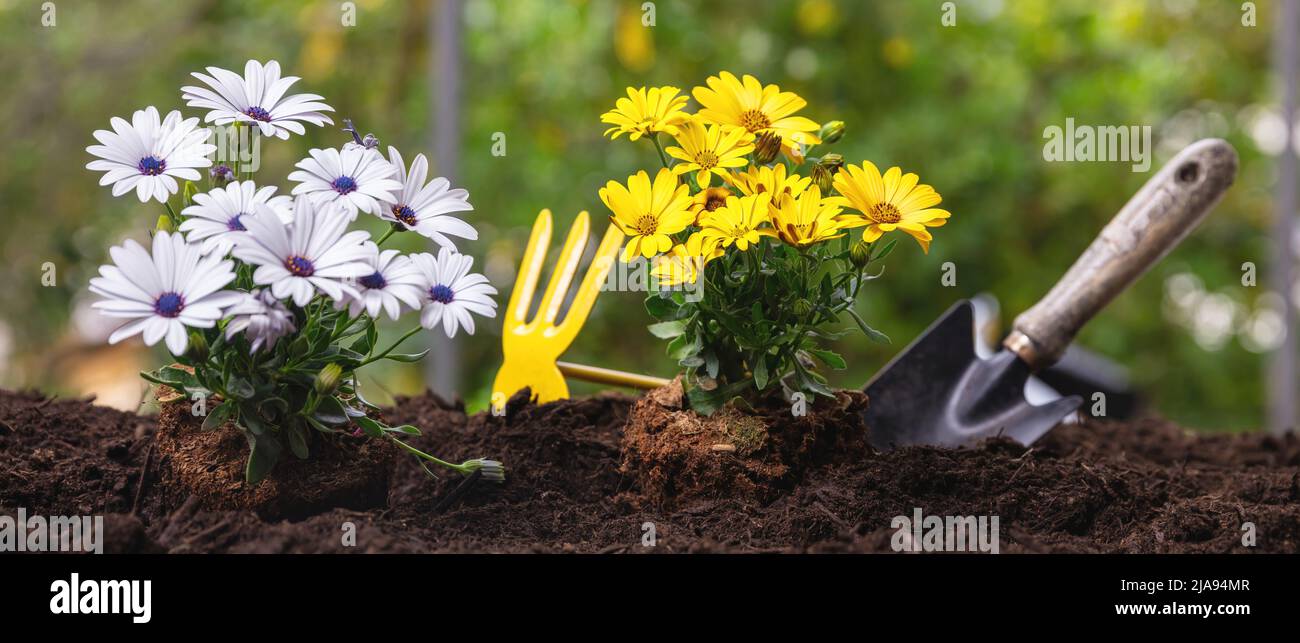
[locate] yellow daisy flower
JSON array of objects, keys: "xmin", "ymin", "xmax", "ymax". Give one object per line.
[
  {"xmin": 665, "ymin": 117, "xmax": 754, "ymax": 188},
  {"xmin": 727, "ymin": 163, "xmax": 812, "ymax": 200},
  {"xmin": 692, "ymin": 71, "xmax": 821, "ymax": 158},
  {"xmin": 699, "ymin": 194, "xmax": 775, "ymax": 251},
  {"xmin": 601, "ymin": 86, "xmax": 690, "ymax": 141},
  {"xmin": 831, "ymin": 162, "xmax": 951, "ymax": 253},
  {"xmin": 600, "ymin": 168, "xmax": 695, "ymax": 262},
  {"xmin": 691, "ymin": 185, "xmax": 733, "ymax": 224},
  {"xmin": 768, "ymin": 185, "xmax": 845, "ymax": 248},
  {"xmin": 652, "ymin": 232, "xmax": 723, "ymax": 286}
]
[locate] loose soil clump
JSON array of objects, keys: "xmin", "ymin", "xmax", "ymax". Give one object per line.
[
  {"xmin": 620, "ymin": 380, "xmax": 870, "ymax": 506},
  {"xmin": 152, "ymin": 398, "xmax": 397, "ymax": 521},
  {"xmin": 1, "ymin": 387, "xmax": 1296, "ymax": 553}
]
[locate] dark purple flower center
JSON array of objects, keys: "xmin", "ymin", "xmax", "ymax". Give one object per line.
[
  {"xmin": 392, "ymin": 205, "xmax": 418, "ymax": 227},
  {"xmin": 331, "ymin": 176, "xmax": 358, "ymax": 195},
  {"xmin": 138, "ymin": 156, "xmax": 166, "ymax": 176},
  {"xmin": 243, "ymin": 105, "xmax": 272, "ymax": 122},
  {"xmin": 284, "ymin": 255, "xmax": 315, "ymax": 277},
  {"xmin": 154, "ymin": 292, "xmax": 185, "ymax": 318},
  {"xmin": 359, "ymin": 271, "xmax": 387, "ymax": 290},
  {"xmin": 428, "ymin": 284, "xmax": 455, "ymax": 304},
  {"xmin": 226, "ymin": 213, "xmax": 247, "ymax": 231},
  {"xmin": 210, "ymin": 164, "xmax": 234, "ymax": 180}
]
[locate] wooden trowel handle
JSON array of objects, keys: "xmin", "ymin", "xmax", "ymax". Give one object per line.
[{"xmin": 1003, "ymin": 138, "xmax": 1238, "ymax": 371}]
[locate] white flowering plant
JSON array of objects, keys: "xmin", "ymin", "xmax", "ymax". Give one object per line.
[{"xmin": 85, "ymin": 60, "xmax": 503, "ymax": 485}]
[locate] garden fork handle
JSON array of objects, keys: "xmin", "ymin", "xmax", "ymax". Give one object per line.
[
  {"xmin": 557, "ymin": 361, "xmax": 672, "ymax": 390},
  {"xmin": 1004, "ymin": 139, "xmax": 1238, "ymax": 370}
]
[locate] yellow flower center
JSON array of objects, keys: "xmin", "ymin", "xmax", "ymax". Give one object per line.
[
  {"xmin": 740, "ymin": 109, "xmax": 771, "ymax": 133},
  {"xmin": 694, "ymin": 150, "xmax": 719, "ymax": 170},
  {"xmin": 634, "ymin": 214, "xmax": 659, "ymax": 236},
  {"xmin": 870, "ymin": 202, "xmax": 902, "ymax": 224}
]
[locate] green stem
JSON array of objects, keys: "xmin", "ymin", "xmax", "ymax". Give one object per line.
[
  {"xmin": 164, "ymin": 201, "xmax": 180, "ymax": 227},
  {"xmin": 360, "ymin": 326, "xmax": 422, "ymax": 367},
  {"xmin": 387, "ymin": 435, "xmax": 472, "ymax": 474},
  {"xmin": 375, "ymin": 227, "xmax": 397, "ymax": 246},
  {"xmin": 651, "ymin": 134, "xmax": 671, "ymax": 169}
]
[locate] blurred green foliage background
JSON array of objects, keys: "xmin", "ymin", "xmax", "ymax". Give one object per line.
[{"xmin": 0, "ymin": 0, "xmax": 1285, "ymax": 430}]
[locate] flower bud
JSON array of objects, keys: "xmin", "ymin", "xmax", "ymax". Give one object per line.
[
  {"xmin": 850, "ymin": 239, "xmax": 872, "ymax": 268},
  {"xmin": 155, "ymin": 214, "xmax": 174, "ymax": 233},
  {"xmin": 820, "ymin": 153, "xmax": 845, "ymax": 172},
  {"xmin": 753, "ymin": 131, "xmax": 782, "ymax": 165},
  {"xmin": 210, "ymin": 164, "xmax": 235, "ymax": 187},
  {"xmin": 791, "ymin": 298, "xmax": 814, "ymax": 317},
  {"xmin": 315, "ymin": 363, "xmax": 343, "ymax": 395},
  {"xmin": 187, "ymin": 331, "xmax": 209, "ymax": 362},
  {"xmin": 811, "ymin": 163, "xmax": 833, "ymax": 193},
  {"xmin": 819, "ymin": 120, "xmax": 846, "ymax": 144},
  {"xmin": 463, "ymin": 458, "xmax": 506, "ymax": 483}
]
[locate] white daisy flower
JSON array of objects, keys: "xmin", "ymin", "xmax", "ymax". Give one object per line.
[
  {"xmin": 86, "ymin": 106, "xmax": 216, "ymax": 204},
  {"xmin": 89, "ymin": 231, "xmax": 241, "ymax": 355},
  {"xmin": 224, "ymin": 289, "xmax": 296, "ymax": 354},
  {"xmin": 230, "ymin": 196, "xmax": 372, "ymax": 307},
  {"xmin": 410, "ymin": 247, "xmax": 498, "ymax": 337},
  {"xmin": 288, "ymin": 147, "xmax": 402, "ymax": 221},
  {"xmin": 181, "ymin": 59, "xmax": 334, "ymax": 140},
  {"xmin": 339, "ymin": 242, "xmax": 426, "ymax": 320},
  {"xmin": 378, "ymin": 146, "xmax": 478, "ymax": 250},
  {"xmin": 179, "ymin": 181, "xmax": 292, "ymax": 255}
]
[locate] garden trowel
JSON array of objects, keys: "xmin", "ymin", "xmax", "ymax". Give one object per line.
[{"xmin": 863, "ymin": 139, "xmax": 1238, "ymax": 450}]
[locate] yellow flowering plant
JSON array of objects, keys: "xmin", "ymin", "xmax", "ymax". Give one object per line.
[{"xmin": 599, "ymin": 73, "xmax": 951, "ymax": 413}]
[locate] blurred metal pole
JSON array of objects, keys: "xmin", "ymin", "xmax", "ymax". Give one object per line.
[
  {"xmin": 1270, "ymin": 0, "xmax": 1298, "ymax": 435},
  {"xmin": 427, "ymin": 0, "xmax": 463, "ymax": 399}
]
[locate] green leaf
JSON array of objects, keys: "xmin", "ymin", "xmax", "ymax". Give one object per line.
[
  {"xmin": 312, "ymin": 396, "xmax": 349, "ymax": 425},
  {"xmin": 847, "ymin": 308, "xmax": 891, "ymax": 344},
  {"xmin": 807, "ymin": 349, "xmax": 847, "ymax": 370},
  {"xmin": 679, "ymin": 355, "xmax": 705, "ymax": 368},
  {"xmin": 686, "ymin": 380, "xmax": 751, "ymax": 416},
  {"xmin": 382, "ymin": 349, "xmax": 429, "ymax": 363},
  {"xmin": 258, "ymin": 396, "xmax": 289, "ymax": 421},
  {"xmin": 667, "ymin": 332, "xmax": 700, "ymax": 361},
  {"xmin": 647, "ymin": 320, "xmax": 686, "ymax": 339},
  {"xmin": 238, "ymin": 402, "xmax": 268, "ymax": 435},
  {"xmin": 795, "ymin": 364, "xmax": 836, "ymax": 397},
  {"xmin": 303, "ymin": 415, "xmax": 335, "ymax": 434},
  {"xmin": 365, "ymin": 319, "xmax": 379, "ymax": 353},
  {"xmin": 201, "ymin": 400, "xmax": 236, "ymax": 432},
  {"xmin": 243, "ymin": 432, "xmax": 282, "ymax": 485},
  {"xmin": 332, "ymin": 313, "xmax": 353, "ymax": 339},
  {"xmin": 753, "ymin": 356, "xmax": 770, "ymax": 390},
  {"xmin": 226, "ymin": 376, "xmax": 254, "ymax": 399},
  {"xmin": 286, "ymin": 423, "xmax": 309, "ymax": 460},
  {"xmin": 383, "ymin": 424, "xmax": 422, "ymax": 436},
  {"xmin": 159, "ymin": 365, "xmax": 199, "ymax": 387},
  {"xmin": 354, "ymin": 415, "xmax": 385, "ymax": 438},
  {"xmin": 645, "ymin": 294, "xmax": 677, "ymax": 319},
  {"xmin": 870, "ymin": 238, "xmax": 899, "ymax": 263}
]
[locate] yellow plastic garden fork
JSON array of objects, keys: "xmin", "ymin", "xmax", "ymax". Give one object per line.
[{"xmin": 492, "ymin": 209, "xmax": 671, "ymax": 405}]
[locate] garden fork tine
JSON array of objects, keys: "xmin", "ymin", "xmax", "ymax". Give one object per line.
[{"xmin": 493, "ymin": 209, "xmax": 669, "ymax": 406}]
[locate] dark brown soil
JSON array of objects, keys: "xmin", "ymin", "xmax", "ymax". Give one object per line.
[
  {"xmin": 153, "ymin": 398, "xmax": 395, "ymax": 521},
  {"xmin": 1, "ymin": 387, "xmax": 1298, "ymax": 553},
  {"xmin": 620, "ymin": 381, "xmax": 871, "ymax": 507}
]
